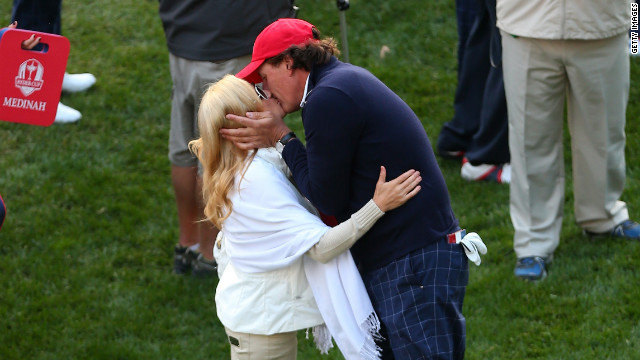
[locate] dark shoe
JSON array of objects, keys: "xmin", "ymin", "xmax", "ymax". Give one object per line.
[
  {"xmin": 514, "ymin": 256, "xmax": 547, "ymax": 281},
  {"xmin": 584, "ymin": 220, "xmax": 640, "ymax": 239},
  {"xmin": 192, "ymin": 253, "xmax": 218, "ymax": 278},
  {"xmin": 173, "ymin": 245, "xmax": 198, "ymax": 275}
]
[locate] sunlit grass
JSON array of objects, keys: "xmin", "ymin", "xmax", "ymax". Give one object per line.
[{"xmin": 1, "ymin": 0, "xmax": 638, "ymax": 359}]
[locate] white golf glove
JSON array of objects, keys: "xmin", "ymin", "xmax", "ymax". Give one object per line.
[{"xmin": 458, "ymin": 232, "xmax": 487, "ymax": 266}]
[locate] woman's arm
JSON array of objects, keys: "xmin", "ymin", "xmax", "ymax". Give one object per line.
[{"xmin": 307, "ymin": 166, "xmax": 421, "ymax": 263}]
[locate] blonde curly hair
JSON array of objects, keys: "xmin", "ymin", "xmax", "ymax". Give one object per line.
[{"xmin": 188, "ymin": 75, "xmax": 260, "ymax": 228}]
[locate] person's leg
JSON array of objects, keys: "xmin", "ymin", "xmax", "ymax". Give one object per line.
[
  {"xmin": 364, "ymin": 240, "xmax": 468, "ymax": 359},
  {"xmin": 170, "ymin": 164, "xmax": 218, "ymax": 273},
  {"xmin": 169, "ymin": 54, "xmax": 204, "ymax": 255},
  {"xmin": 171, "ymin": 165, "xmax": 200, "ymax": 249},
  {"xmin": 168, "ymin": 54, "xmax": 250, "ymax": 272},
  {"xmin": 437, "ymin": 0, "xmax": 490, "ymax": 156},
  {"xmin": 565, "ymin": 33, "xmax": 631, "ymax": 233},
  {"xmin": 464, "ymin": 0, "xmax": 509, "ymax": 166},
  {"xmin": 11, "ymin": 0, "xmax": 62, "ymax": 34},
  {"xmin": 168, "ymin": 54, "xmax": 212, "ymax": 274},
  {"xmin": 225, "ymin": 328, "xmax": 298, "ymax": 360},
  {"xmin": 502, "ymin": 33, "xmax": 566, "ymax": 261},
  {"xmin": 464, "ymin": 68, "xmax": 509, "ymax": 165},
  {"xmin": 454, "ymin": 0, "xmax": 479, "ymax": 74}
]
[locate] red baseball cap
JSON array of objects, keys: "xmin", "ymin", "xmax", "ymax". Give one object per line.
[{"xmin": 236, "ymin": 18, "xmax": 316, "ymax": 84}]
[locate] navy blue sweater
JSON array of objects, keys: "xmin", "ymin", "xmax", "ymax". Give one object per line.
[{"xmin": 283, "ymin": 57, "xmax": 459, "ymax": 271}]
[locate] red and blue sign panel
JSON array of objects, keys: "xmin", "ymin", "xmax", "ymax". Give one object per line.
[{"xmin": 0, "ymin": 28, "xmax": 69, "ymax": 126}]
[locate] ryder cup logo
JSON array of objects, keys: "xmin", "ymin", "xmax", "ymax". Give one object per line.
[{"xmin": 15, "ymin": 58, "xmax": 44, "ymax": 97}]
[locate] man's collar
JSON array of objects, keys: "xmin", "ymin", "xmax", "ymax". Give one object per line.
[
  {"xmin": 300, "ymin": 74, "xmax": 311, "ymax": 108},
  {"xmin": 301, "ymin": 57, "xmax": 339, "ymax": 108}
]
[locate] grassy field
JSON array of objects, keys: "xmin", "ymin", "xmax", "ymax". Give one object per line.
[{"xmin": 1, "ymin": 0, "xmax": 639, "ymax": 359}]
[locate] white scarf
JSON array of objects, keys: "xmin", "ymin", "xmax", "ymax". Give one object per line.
[
  {"xmin": 225, "ymin": 148, "xmax": 382, "ymax": 359},
  {"xmin": 304, "ymin": 252, "xmax": 382, "ymax": 358}
]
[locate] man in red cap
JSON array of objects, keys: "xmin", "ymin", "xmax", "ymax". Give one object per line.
[{"xmin": 223, "ymin": 18, "xmax": 471, "ymax": 360}]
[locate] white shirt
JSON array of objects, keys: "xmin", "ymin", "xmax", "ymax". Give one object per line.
[
  {"xmin": 215, "ymin": 149, "xmax": 385, "ymax": 359},
  {"xmin": 215, "ymin": 148, "xmax": 326, "ymax": 334}
]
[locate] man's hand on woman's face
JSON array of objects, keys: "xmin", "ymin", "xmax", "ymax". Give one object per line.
[{"xmin": 222, "ymin": 99, "xmax": 291, "ymax": 150}]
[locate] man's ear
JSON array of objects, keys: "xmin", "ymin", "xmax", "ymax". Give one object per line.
[{"xmin": 284, "ymin": 56, "xmax": 294, "ymax": 71}]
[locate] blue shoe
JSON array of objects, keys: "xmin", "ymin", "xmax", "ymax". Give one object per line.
[
  {"xmin": 585, "ymin": 220, "xmax": 640, "ymax": 239},
  {"xmin": 514, "ymin": 256, "xmax": 547, "ymax": 281}
]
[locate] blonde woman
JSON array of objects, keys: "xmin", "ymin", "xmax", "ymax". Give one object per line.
[{"xmin": 189, "ymin": 75, "xmax": 421, "ymax": 360}]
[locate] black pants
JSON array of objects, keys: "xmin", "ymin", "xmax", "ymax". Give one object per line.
[
  {"xmin": 11, "ymin": 0, "xmax": 62, "ymax": 35},
  {"xmin": 437, "ymin": 0, "xmax": 509, "ymax": 165}
]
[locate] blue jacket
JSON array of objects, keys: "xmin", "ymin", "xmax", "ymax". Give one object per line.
[{"xmin": 282, "ymin": 57, "xmax": 459, "ymax": 271}]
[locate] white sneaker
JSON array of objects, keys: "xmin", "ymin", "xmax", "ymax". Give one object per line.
[
  {"xmin": 54, "ymin": 102, "xmax": 81, "ymax": 123},
  {"xmin": 501, "ymin": 163, "xmax": 511, "ymax": 183},
  {"xmin": 62, "ymin": 72, "xmax": 96, "ymax": 93},
  {"xmin": 460, "ymin": 157, "xmax": 510, "ymax": 184}
]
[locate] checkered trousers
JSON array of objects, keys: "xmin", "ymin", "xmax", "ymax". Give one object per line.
[{"xmin": 362, "ymin": 239, "xmax": 469, "ymax": 360}]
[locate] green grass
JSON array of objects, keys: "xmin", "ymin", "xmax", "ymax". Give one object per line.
[{"xmin": 1, "ymin": 0, "xmax": 639, "ymax": 359}]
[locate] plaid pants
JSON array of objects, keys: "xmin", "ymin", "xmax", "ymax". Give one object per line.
[{"xmin": 363, "ymin": 239, "xmax": 468, "ymax": 360}]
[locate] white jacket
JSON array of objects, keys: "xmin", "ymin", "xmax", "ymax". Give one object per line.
[
  {"xmin": 215, "ymin": 149, "xmax": 326, "ymax": 335},
  {"xmin": 216, "ymin": 259, "xmax": 324, "ymax": 334},
  {"xmin": 496, "ymin": 0, "xmax": 631, "ymax": 40},
  {"xmin": 215, "ymin": 148, "xmax": 386, "ymax": 359}
]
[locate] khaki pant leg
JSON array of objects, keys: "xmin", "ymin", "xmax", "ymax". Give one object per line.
[
  {"xmin": 225, "ymin": 327, "xmax": 298, "ymax": 360},
  {"xmin": 564, "ymin": 33, "xmax": 630, "ymax": 232},
  {"xmin": 501, "ymin": 31, "xmax": 566, "ymax": 259},
  {"xmin": 168, "ymin": 54, "xmax": 252, "ymax": 167}
]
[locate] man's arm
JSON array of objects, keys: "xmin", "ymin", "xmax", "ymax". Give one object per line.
[{"xmin": 284, "ymin": 88, "xmax": 363, "ymax": 216}]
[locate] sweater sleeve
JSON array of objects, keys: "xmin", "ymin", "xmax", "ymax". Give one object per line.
[{"xmin": 307, "ymin": 200, "xmax": 384, "ymax": 263}]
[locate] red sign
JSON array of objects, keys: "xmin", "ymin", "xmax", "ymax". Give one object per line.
[{"xmin": 0, "ymin": 28, "xmax": 69, "ymax": 126}]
